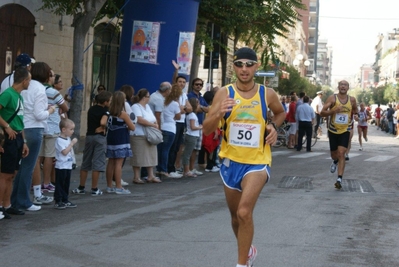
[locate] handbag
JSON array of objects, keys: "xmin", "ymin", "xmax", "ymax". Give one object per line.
[
  {"xmin": 143, "ymin": 126, "xmax": 163, "ymax": 145},
  {"xmin": 136, "ymin": 103, "xmax": 163, "ymax": 145}
]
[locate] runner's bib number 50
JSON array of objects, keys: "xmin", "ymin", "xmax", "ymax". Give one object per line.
[{"xmin": 229, "ymin": 122, "xmax": 261, "ymax": 148}]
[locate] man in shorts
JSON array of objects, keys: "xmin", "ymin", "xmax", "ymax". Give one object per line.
[
  {"xmin": 203, "ymin": 47, "xmax": 286, "ymax": 267},
  {"xmin": 0, "ymin": 67, "xmax": 31, "ymax": 218},
  {"xmin": 320, "ymin": 80, "xmax": 358, "ymax": 189}
]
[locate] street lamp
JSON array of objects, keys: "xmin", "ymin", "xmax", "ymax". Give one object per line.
[{"xmin": 293, "ymin": 54, "xmax": 310, "ymax": 76}]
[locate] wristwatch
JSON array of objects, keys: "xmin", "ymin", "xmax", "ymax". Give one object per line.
[{"xmin": 269, "ymin": 122, "xmax": 278, "ymax": 131}]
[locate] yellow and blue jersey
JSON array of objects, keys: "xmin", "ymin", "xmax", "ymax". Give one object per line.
[
  {"xmin": 328, "ymin": 94, "xmax": 353, "ymax": 134},
  {"xmin": 219, "ymin": 84, "xmax": 271, "ymax": 165}
]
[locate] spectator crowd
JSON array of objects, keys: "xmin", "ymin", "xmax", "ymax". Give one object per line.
[{"xmin": 0, "ymin": 54, "xmax": 222, "ymax": 220}]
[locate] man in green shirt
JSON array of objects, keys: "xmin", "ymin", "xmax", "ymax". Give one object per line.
[{"xmin": 0, "ymin": 67, "xmax": 30, "ymax": 219}]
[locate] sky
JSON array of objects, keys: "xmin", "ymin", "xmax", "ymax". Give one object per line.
[{"xmin": 318, "ymin": 0, "xmax": 399, "ymax": 83}]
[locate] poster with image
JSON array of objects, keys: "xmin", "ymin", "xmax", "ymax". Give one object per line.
[
  {"xmin": 176, "ymin": 32, "xmax": 195, "ymax": 75},
  {"xmin": 130, "ymin": 20, "xmax": 160, "ymax": 64}
]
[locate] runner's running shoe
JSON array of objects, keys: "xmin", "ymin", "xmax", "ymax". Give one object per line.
[
  {"xmin": 246, "ymin": 245, "xmax": 257, "ymax": 267},
  {"xmin": 330, "ymin": 161, "xmax": 338, "ymax": 173}
]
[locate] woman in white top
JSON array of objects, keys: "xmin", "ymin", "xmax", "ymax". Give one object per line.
[
  {"xmin": 130, "ymin": 89, "xmax": 161, "ymax": 183},
  {"xmin": 356, "ymin": 102, "xmax": 371, "ymax": 151},
  {"xmin": 11, "ymin": 62, "xmax": 56, "ymax": 212},
  {"xmin": 156, "ymin": 84, "xmax": 184, "ymax": 178}
]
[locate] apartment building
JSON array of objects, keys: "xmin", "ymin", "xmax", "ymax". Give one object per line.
[
  {"xmin": 316, "ymin": 39, "xmax": 332, "ymax": 86},
  {"xmin": 373, "ymin": 32, "xmax": 399, "ymax": 85}
]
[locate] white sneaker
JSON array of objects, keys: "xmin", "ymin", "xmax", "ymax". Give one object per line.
[
  {"xmin": 33, "ymin": 195, "xmax": 54, "ymax": 205},
  {"xmin": 246, "ymin": 245, "xmax": 257, "ymax": 267},
  {"xmin": 115, "ymin": 188, "xmax": 131, "ymax": 195},
  {"xmin": 169, "ymin": 172, "xmax": 183, "ymax": 178},
  {"xmin": 0, "ymin": 211, "xmax": 4, "ymax": 220},
  {"xmin": 330, "ymin": 161, "xmax": 338, "ymax": 173},
  {"xmin": 26, "ymin": 204, "xmax": 41, "ymax": 211},
  {"xmin": 208, "ymin": 166, "xmax": 220, "ymax": 172},
  {"xmin": 112, "ymin": 179, "xmax": 129, "ymax": 186},
  {"xmin": 359, "ymin": 146, "xmax": 363, "ymax": 151},
  {"xmin": 191, "ymin": 169, "xmax": 203, "ymax": 176}
]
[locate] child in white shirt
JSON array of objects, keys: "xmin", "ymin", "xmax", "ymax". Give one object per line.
[{"xmin": 54, "ymin": 119, "xmax": 78, "ymax": 209}]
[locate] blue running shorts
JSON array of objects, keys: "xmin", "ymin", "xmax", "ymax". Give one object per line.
[{"xmin": 219, "ymin": 158, "xmax": 271, "ymax": 192}]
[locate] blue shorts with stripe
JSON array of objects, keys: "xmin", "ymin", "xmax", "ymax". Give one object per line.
[{"xmin": 219, "ymin": 158, "xmax": 271, "ymax": 192}]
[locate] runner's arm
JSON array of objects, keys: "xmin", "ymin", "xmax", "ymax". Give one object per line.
[
  {"xmin": 320, "ymin": 95, "xmax": 338, "ymax": 117},
  {"xmin": 203, "ymin": 87, "xmax": 233, "ymax": 135}
]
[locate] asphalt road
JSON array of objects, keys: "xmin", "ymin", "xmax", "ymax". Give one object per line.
[{"xmin": 1, "ymin": 124, "xmax": 398, "ymax": 267}]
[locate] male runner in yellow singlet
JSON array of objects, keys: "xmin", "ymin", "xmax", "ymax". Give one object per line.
[
  {"xmin": 320, "ymin": 80, "xmax": 358, "ymax": 189},
  {"xmin": 203, "ymin": 47, "xmax": 285, "ymax": 267}
]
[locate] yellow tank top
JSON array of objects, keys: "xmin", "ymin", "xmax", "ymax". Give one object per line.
[
  {"xmin": 328, "ymin": 94, "xmax": 353, "ymax": 134},
  {"xmin": 219, "ymin": 84, "xmax": 272, "ymax": 165}
]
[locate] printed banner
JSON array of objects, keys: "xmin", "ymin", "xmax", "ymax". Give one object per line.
[
  {"xmin": 176, "ymin": 32, "xmax": 195, "ymax": 75},
  {"xmin": 130, "ymin": 20, "xmax": 160, "ymax": 64}
]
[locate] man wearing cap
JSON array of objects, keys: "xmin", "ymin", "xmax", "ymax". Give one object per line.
[
  {"xmin": 1, "ymin": 53, "xmax": 35, "ymax": 94},
  {"xmin": 311, "ymin": 90, "xmax": 324, "ymax": 137},
  {"xmin": 0, "ymin": 67, "xmax": 31, "ymax": 219},
  {"xmin": 203, "ymin": 47, "xmax": 286, "ymax": 267}
]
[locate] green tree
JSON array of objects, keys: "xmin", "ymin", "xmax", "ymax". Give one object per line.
[
  {"xmin": 197, "ymin": 0, "xmax": 304, "ymax": 83},
  {"xmin": 40, "ymin": 0, "xmax": 122, "ymax": 141},
  {"xmin": 372, "ymin": 86, "xmax": 387, "ymax": 104},
  {"xmin": 275, "ymin": 65, "xmax": 317, "ymax": 96},
  {"xmin": 383, "ymin": 84, "xmax": 399, "ymax": 103}
]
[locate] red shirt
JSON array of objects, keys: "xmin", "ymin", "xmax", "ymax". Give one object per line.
[
  {"xmin": 286, "ymin": 101, "xmax": 296, "ymax": 122},
  {"xmin": 375, "ymin": 107, "xmax": 381, "ymax": 119}
]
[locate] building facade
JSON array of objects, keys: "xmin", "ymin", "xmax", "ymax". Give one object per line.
[
  {"xmin": 316, "ymin": 39, "xmax": 332, "ymax": 86},
  {"xmin": 0, "ymin": 1, "xmax": 119, "ymax": 135}
]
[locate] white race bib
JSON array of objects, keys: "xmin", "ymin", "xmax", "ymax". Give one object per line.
[
  {"xmin": 229, "ymin": 122, "xmax": 261, "ymax": 148},
  {"xmin": 335, "ymin": 113, "xmax": 348, "ymax": 124}
]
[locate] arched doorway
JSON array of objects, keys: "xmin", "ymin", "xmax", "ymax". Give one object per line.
[
  {"xmin": 0, "ymin": 4, "xmax": 35, "ymax": 81},
  {"xmin": 91, "ymin": 23, "xmax": 120, "ymax": 97}
]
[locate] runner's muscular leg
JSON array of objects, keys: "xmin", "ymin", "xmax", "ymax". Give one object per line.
[
  {"xmin": 224, "ymin": 171, "xmax": 268, "ymax": 265},
  {"xmin": 337, "ymin": 146, "xmax": 347, "ymax": 176}
]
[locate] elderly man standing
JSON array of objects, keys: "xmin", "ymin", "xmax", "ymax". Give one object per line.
[
  {"xmin": 311, "ymin": 91, "xmax": 323, "ymax": 137},
  {"xmin": 148, "ymin": 81, "xmax": 172, "ymax": 126}
]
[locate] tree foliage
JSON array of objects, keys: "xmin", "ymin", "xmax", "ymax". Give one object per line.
[
  {"xmin": 198, "ymin": 0, "xmax": 304, "ymax": 68},
  {"xmin": 40, "ymin": 0, "xmax": 111, "ymax": 143},
  {"xmin": 383, "ymin": 84, "xmax": 399, "ymax": 103},
  {"xmin": 275, "ymin": 65, "xmax": 318, "ymax": 97}
]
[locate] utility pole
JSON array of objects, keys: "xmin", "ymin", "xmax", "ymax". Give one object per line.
[{"xmin": 207, "ymin": 23, "xmax": 214, "ymax": 87}]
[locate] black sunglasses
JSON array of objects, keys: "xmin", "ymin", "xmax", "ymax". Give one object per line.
[
  {"xmin": 194, "ymin": 83, "xmax": 203, "ymax": 86},
  {"xmin": 233, "ymin": 60, "xmax": 257, "ymax": 68}
]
